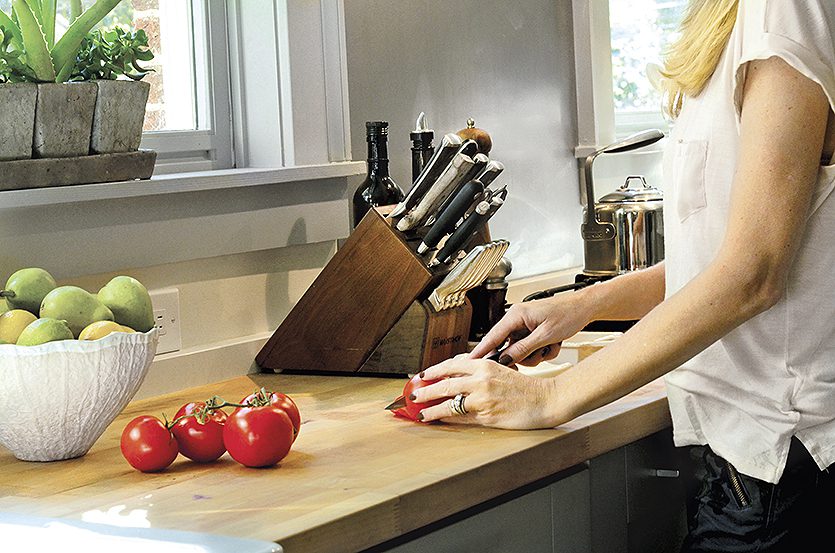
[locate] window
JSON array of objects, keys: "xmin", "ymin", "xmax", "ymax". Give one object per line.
[
  {"xmin": 0, "ymin": 0, "xmax": 232, "ymax": 173},
  {"xmin": 609, "ymin": 0, "xmax": 688, "ymax": 136},
  {"xmin": 572, "ymin": 0, "xmax": 688, "ymax": 155}
]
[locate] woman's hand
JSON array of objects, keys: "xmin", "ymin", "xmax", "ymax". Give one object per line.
[
  {"xmin": 471, "ymin": 263, "xmax": 666, "ymax": 366},
  {"xmin": 470, "ymin": 292, "xmax": 592, "ymax": 366},
  {"xmin": 413, "ymin": 355, "xmax": 558, "ymax": 429}
]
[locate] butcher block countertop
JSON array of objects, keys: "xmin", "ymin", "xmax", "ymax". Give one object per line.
[{"xmin": 0, "ymin": 372, "xmax": 671, "ymax": 553}]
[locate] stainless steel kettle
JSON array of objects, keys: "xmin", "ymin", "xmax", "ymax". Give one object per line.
[{"xmin": 582, "ymin": 130, "xmax": 665, "ymax": 276}]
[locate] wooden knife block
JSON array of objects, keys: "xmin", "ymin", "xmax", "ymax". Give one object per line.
[{"xmin": 256, "ymin": 208, "xmax": 472, "ymax": 375}]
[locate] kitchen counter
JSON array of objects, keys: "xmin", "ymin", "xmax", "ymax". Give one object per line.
[{"xmin": 0, "ymin": 371, "xmax": 670, "ymax": 552}]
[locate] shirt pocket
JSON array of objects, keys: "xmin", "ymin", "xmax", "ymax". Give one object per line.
[{"xmin": 672, "ymin": 140, "xmax": 708, "ymax": 222}]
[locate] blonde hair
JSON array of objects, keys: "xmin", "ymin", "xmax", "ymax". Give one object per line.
[{"xmin": 659, "ymin": 0, "xmax": 739, "ymax": 118}]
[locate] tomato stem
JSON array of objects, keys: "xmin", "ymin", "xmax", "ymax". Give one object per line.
[{"xmin": 163, "ymin": 390, "xmax": 276, "ymax": 429}]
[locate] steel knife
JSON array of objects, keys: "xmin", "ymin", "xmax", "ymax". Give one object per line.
[
  {"xmin": 385, "ymin": 395, "xmax": 407, "ymax": 410},
  {"xmin": 428, "ymin": 245, "xmax": 486, "ymax": 311},
  {"xmin": 432, "ymin": 194, "xmax": 505, "ymax": 265},
  {"xmin": 458, "ymin": 139, "xmax": 479, "ymax": 159},
  {"xmin": 474, "ymin": 160, "xmax": 504, "ymax": 188},
  {"xmin": 429, "ymin": 240, "xmax": 509, "ymax": 311},
  {"xmin": 389, "ymin": 133, "xmax": 463, "ymax": 219},
  {"xmin": 417, "ymin": 179, "xmax": 485, "ymax": 254},
  {"xmin": 426, "ymin": 153, "xmax": 490, "ymax": 227},
  {"xmin": 396, "ymin": 152, "xmax": 475, "ymax": 231}
]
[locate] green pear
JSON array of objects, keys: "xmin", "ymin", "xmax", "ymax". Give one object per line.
[
  {"xmin": 16, "ymin": 318, "xmax": 74, "ymax": 346},
  {"xmin": 39, "ymin": 286, "xmax": 114, "ymax": 338},
  {"xmin": 97, "ymin": 276, "xmax": 154, "ymax": 333},
  {"xmin": 0, "ymin": 268, "xmax": 57, "ymax": 315}
]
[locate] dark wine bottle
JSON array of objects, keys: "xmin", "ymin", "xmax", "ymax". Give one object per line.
[{"xmin": 352, "ymin": 121, "xmax": 404, "ymax": 228}]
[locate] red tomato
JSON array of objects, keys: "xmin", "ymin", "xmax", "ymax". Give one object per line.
[
  {"xmin": 242, "ymin": 391, "xmax": 301, "ymax": 441},
  {"xmin": 402, "ymin": 374, "xmax": 444, "ymax": 421},
  {"xmin": 223, "ymin": 405, "xmax": 294, "ymax": 468},
  {"xmin": 171, "ymin": 402, "xmax": 228, "ymax": 463},
  {"xmin": 120, "ymin": 415, "xmax": 179, "ymax": 472}
]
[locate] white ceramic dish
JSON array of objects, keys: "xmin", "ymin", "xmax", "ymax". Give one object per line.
[{"xmin": 0, "ymin": 329, "xmax": 158, "ymax": 462}]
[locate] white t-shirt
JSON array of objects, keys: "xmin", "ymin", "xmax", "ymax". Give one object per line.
[{"xmin": 663, "ymin": 0, "xmax": 835, "ymax": 484}]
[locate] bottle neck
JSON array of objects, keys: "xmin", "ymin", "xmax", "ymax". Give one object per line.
[{"xmin": 366, "ymin": 135, "xmax": 390, "ymax": 178}]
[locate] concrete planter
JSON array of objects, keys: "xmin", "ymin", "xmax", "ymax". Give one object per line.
[
  {"xmin": 33, "ymin": 82, "xmax": 97, "ymax": 158},
  {"xmin": 91, "ymin": 80, "xmax": 150, "ymax": 154},
  {"xmin": 0, "ymin": 83, "xmax": 37, "ymax": 161}
]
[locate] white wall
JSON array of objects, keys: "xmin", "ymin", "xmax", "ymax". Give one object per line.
[{"xmin": 344, "ymin": 0, "xmax": 584, "ymax": 279}]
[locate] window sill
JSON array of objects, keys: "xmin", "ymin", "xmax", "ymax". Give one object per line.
[{"xmin": 0, "ymin": 162, "xmax": 366, "ymax": 209}]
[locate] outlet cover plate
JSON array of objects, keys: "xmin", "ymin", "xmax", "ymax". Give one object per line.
[{"xmin": 149, "ymin": 288, "xmax": 182, "ymax": 355}]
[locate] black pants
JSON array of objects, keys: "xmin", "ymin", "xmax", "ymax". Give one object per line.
[{"xmin": 680, "ymin": 437, "xmax": 835, "ymax": 552}]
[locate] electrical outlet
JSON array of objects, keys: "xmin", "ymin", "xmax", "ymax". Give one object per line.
[{"xmin": 149, "ymin": 288, "xmax": 182, "ymax": 354}]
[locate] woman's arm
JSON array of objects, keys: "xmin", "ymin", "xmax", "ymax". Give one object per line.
[
  {"xmin": 469, "ymin": 262, "xmax": 666, "ymax": 364},
  {"xmin": 418, "ymin": 57, "xmax": 830, "ymax": 428}
]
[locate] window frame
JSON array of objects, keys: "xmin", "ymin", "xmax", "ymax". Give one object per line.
[
  {"xmin": 571, "ymin": 0, "xmax": 674, "ymax": 156},
  {"xmin": 139, "ymin": 0, "xmax": 234, "ymax": 174}
]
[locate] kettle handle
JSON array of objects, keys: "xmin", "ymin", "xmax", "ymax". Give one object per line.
[
  {"xmin": 621, "ymin": 175, "xmax": 649, "ymax": 190},
  {"xmin": 582, "ymin": 130, "xmax": 664, "ymax": 241}
]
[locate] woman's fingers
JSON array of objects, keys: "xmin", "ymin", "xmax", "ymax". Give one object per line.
[
  {"xmin": 421, "ymin": 356, "xmax": 479, "ymax": 381},
  {"xmin": 413, "ymin": 375, "xmax": 473, "ymax": 403},
  {"xmin": 515, "ymin": 342, "xmax": 563, "ymax": 367},
  {"xmin": 419, "ymin": 395, "xmax": 481, "ymax": 424},
  {"xmin": 469, "ymin": 314, "xmax": 527, "ymax": 359},
  {"xmin": 499, "ymin": 327, "xmax": 555, "ymax": 366}
]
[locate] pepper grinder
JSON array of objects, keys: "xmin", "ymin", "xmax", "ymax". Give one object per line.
[{"xmin": 467, "ymin": 256, "xmax": 512, "ymax": 341}]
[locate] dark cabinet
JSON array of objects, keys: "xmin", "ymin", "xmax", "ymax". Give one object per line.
[{"xmin": 376, "ymin": 429, "xmax": 686, "ymax": 553}]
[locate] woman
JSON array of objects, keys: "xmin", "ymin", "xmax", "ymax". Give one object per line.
[{"xmin": 413, "ymin": 0, "xmax": 835, "ymax": 550}]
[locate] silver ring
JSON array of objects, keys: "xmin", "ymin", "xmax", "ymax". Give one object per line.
[{"xmin": 450, "ymin": 393, "xmax": 468, "ymax": 416}]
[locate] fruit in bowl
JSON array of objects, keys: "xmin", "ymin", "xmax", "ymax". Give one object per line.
[
  {"xmin": 0, "ymin": 328, "xmax": 159, "ymax": 462},
  {"xmin": 0, "ymin": 268, "xmax": 160, "ymax": 462}
]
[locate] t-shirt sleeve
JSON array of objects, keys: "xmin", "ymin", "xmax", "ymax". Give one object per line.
[{"xmin": 733, "ymin": 0, "xmax": 835, "ymax": 120}]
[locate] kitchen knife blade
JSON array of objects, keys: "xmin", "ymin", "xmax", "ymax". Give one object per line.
[
  {"xmin": 396, "ymin": 152, "xmax": 475, "ymax": 232},
  {"xmin": 389, "ymin": 133, "xmax": 463, "ymax": 219},
  {"xmin": 385, "ymin": 395, "xmax": 407, "ymax": 410},
  {"xmin": 417, "ymin": 179, "xmax": 485, "ymax": 254}
]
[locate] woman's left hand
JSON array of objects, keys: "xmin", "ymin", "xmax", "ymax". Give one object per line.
[{"xmin": 414, "ymin": 355, "xmax": 557, "ymax": 429}]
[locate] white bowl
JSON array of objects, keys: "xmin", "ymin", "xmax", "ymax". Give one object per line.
[{"xmin": 0, "ymin": 329, "xmax": 158, "ymax": 462}]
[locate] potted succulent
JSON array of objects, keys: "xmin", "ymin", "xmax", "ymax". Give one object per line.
[
  {"xmin": 0, "ymin": 0, "xmax": 124, "ymax": 158},
  {"xmin": 72, "ymin": 25, "xmax": 153, "ymax": 154}
]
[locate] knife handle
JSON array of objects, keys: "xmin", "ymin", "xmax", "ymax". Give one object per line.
[
  {"xmin": 475, "ymin": 160, "xmax": 504, "ymax": 189},
  {"xmin": 462, "ymin": 153, "xmax": 489, "ymax": 183},
  {"xmin": 435, "ymin": 201, "xmax": 491, "ymax": 264},
  {"xmin": 390, "ymin": 133, "xmax": 463, "ymax": 218},
  {"xmin": 458, "ymin": 139, "xmax": 479, "ymax": 159},
  {"xmin": 418, "ymin": 180, "xmax": 484, "ymax": 253},
  {"xmin": 396, "ymin": 153, "xmax": 475, "ymax": 232},
  {"xmin": 428, "ymin": 153, "xmax": 489, "ymax": 225}
]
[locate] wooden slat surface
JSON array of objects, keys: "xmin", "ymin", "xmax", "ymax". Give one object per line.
[{"xmin": 0, "ymin": 372, "xmax": 670, "ymax": 553}]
